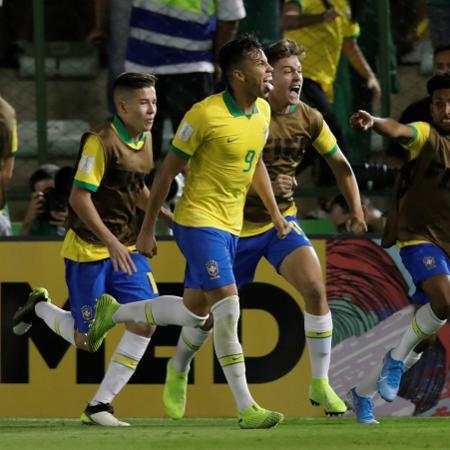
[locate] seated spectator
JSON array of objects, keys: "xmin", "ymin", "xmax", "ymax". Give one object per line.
[
  {"xmin": 329, "ymin": 194, "xmax": 385, "ymax": 233},
  {"xmin": 21, "ymin": 165, "xmax": 70, "ymax": 236},
  {"xmin": 386, "ymin": 45, "xmax": 450, "ymax": 166}
]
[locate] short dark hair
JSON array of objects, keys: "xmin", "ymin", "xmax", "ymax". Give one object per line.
[
  {"xmin": 29, "ymin": 165, "xmax": 59, "ymax": 191},
  {"xmin": 427, "ymin": 73, "xmax": 450, "ymax": 96},
  {"xmin": 264, "ymin": 39, "xmax": 305, "ymax": 66},
  {"xmin": 330, "ymin": 194, "xmax": 350, "ymax": 214},
  {"xmin": 434, "ymin": 44, "xmax": 450, "ymax": 57},
  {"xmin": 112, "ymin": 72, "xmax": 157, "ymax": 95},
  {"xmin": 218, "ymin": 33, "xmax": 263, "ymax": 82}
]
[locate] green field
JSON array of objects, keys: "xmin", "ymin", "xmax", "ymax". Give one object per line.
[{"xmin": 0, "ymin": 417, "xmax": 448, "ymax": 450}]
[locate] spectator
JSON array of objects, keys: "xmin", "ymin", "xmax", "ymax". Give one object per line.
[
  {"xmin": 125, "ymin": 0, "xmax": 246, "ymax": 162},
  {"xmin": 20, "ymin": 164, "xmax": 68, "ymax": 236},
  {"xmin": 0, "ymin": 95, "xmax": 18, "ymax": 237},
  {"xmin": 87, "ymin": 0, "xmax": 133, "ymax": 114},
  {"xmin": 386, "ymin": 45, "xmax": 450, "ymax": 166},
  {"xmin": 280, "ymin": 0, "xmax": 380, "ymax": 164},
  {"xmin": 426, "ymin": 0, "xmax": 450, "ymax": 49},
  {"xmin": 329, "ymin": 194, "xmax": 385, "ymax": 233}
]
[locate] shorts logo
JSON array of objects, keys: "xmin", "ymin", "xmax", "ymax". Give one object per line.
[
  {"xmin": 423, "ymin": 256, "xmax": 436, "ymax": 270},
  {"xmin": 81, "ymin": 305, "xmax": 94, "ymax": 322},
  {"xmin": 206, "ymin": 260, "xmax": 220, "ymax": 279}
]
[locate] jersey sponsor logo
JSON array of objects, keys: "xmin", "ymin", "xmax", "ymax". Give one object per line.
[
  {"xmin": 206, "ymin": 259, "xmax": 220, "ymax": 279},
  {"xmin": 177, "ymin": 120, "xmax": 194, "ymax": 142},
  {"xmin": 226, "ymin": 136, "xmax": 239, "ymax": 143},
  {"xmin": 423, "ymin": 256, "xmax": 436, "ymax": 270},
  {"xmin": 79, "ymin": 155, "xmax": 95, "ymax": 174}
]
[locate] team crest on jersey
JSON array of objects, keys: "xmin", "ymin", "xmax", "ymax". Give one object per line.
[
  {"xmin": 81, "ymin": 305, "xmax": 94, "ymax": 322},
  {"xmin": 206, "ymin": 260, "xmax": 220, "ymax": 279},
  {"xmin": 423, "ymin": 256, "xmax": 436, "ymax": 270}
]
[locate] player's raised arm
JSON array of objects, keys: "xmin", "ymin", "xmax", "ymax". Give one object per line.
[{"xmin": 350, "ymin": 110, "xmax": 415, "ymax": 142}]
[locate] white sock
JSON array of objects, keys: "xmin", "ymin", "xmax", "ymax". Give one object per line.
[
  {"xmin": 304, "ymin": 311, "xmax": 333, "ymax": 379},
  {"xmin": 171, "ymin": 327, "xmax": 211, "ymax": 373},
  {"xmin": 112, "ymin": 295, "xmax": 208, "ymax": 328},
  {"xmin": 404, "ymin": 350, "xmax": 423, "ymax": 370},
  {"xmin": 91, "ymin": 330, "xmax": 150, "ymax": 405},
  {"xmin": 212, "ymin": 296, "xmax": 254, "ymax": 412},
  {"xmin": 35, "ymin": 302, "xmax": 75, "ymax": 346},
  {"xmin": 355, "ymin": 361, "xmax": 382, "ymax": 398},
  {"xmin": 391, "ymin": 303, "xmax": 446, "ymax": 361}
]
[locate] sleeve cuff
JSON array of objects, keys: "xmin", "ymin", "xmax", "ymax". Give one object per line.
[
  {"xmin": 74, "ymin": 179, "xmax": 98, "ymax": 192},
  {"xmin": 170, "ymin": 144, "xmax": 191, "ymax": 160}
]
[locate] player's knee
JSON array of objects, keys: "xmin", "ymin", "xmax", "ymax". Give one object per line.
[
  {"xmin": 301, "ymin": 280, "xmax": 326, "ymax": 306},
  {"xmin": 431, "ymin": 292, "xmax": 450, "ymax": 320},
  {"xmin": 211, "ymin": 295, "xmax": 240, "ymax": 330}
]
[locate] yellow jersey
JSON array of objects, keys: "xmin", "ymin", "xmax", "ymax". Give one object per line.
[
  {"xmin": 62, "ymin": 117, "xmax": 148, "ymax": 262},
  {"xmin": 172, "ymin": 90, "xmax": 271, "ymax": 235},
  {"xmin": 284, "ymin": 0, "xmax": 360, "ymax": 98}
]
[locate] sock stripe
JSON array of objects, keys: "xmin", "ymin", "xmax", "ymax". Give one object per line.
[
  {"xmin": 305, "ymin": 330, "xmax": 332, "ymax": 339},
  {"xmin": 412, "ymin": 315, "xmax": 431, "ymax": 339},
  {"xmin": 145, "ymin": 303, "xmax": 156, "ymax": 325},
  {"xmin": 112, "ymin": 352, "xmax": 139, "ymax": 370},
  {"xmin": 219, "ymin": 353, "xmax": 244, "ymax": 367},
  {"xmin": 181, "ymin": 332, "xmax": 202, "ymax": 351}
]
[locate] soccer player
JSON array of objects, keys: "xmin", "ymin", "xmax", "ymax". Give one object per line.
[
  {"xmin": 345, "ymin": 73, "xmax": 450, "ymax": 424},
  {"xmin": 162, "ymin": 38, "xmax": 367, "ymax": 420},
  {"xmin": 87, "ymin": 34, "xmax": 291, "ymax": 429},
  {"xmin": 13, "ymin": 72, "xmax": 176, "ymax": 426}
]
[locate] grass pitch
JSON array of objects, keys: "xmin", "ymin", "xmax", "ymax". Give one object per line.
[{"xmin": 0, "ymin": 417, "xmax": 448, "ymax": 450}]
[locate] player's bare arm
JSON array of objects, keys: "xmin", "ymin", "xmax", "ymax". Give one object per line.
[
  {"xmin": 350, "ymin": 110, "xmax": 415, "ymax": 142},
  {"xmin": 251, "ymin": 157, "xmax": 291, "ymax": 239},
  {"xmin": 69, "ymin": 184, "xmax": 137, "ymax": 275},
  {"xmin": 279, "ymin": 1, "xmax": 340, "ymax": 30},
  {"xmin": 137, "ymin": 151, "xmax": 187, "ymax": 257},
  {"xmin": 325, "ymin": 149, "xmax": 367, "ymax": 235},
  {"xmin": 342, "ymin": 41, "xmax": 380, "ymax": 101}
]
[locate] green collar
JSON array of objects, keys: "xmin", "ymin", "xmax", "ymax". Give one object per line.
[
  {"xmin": 288, "ymin": 104, "xmax": 298, "ymax": 113},
  {"xmin": 112, "ymin": 115, "xmax": 147, "ymax": 145},
  {"xmin": 223, "ymin": 90, "xmax": 258, "ymax": 118}
]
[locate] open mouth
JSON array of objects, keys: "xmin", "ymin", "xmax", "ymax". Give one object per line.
[
  {"xmin": 263, "ymin": 76, "xmax": 274, "ymax": 93},
  {"xmin": 288, "ymin": 85, "xmax": 301, "ymax": 100}
]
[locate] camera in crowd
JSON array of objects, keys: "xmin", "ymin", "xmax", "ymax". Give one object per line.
[
  {"xmin": 39, "ymin": 166, "xmax": 73, "ymax": 221},
  {"xmin": 352, "ymin": 163, "xmax": 399, "ymax": 190}
]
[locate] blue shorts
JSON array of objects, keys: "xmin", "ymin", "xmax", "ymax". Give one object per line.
[
  {"xmin": 400, "ymin": 243, "xmax": 450, "ymax": 305},
  {"xmin": 234, "ymin": 216, "xmax": 312, "ymax": 288},
  {"xmin": 173, "ymin": 222, "xmax": 238, "ymax": 291},
  {"xmin": 65, "ymin": 253, "xmax": 159, "ymax": 332}
]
